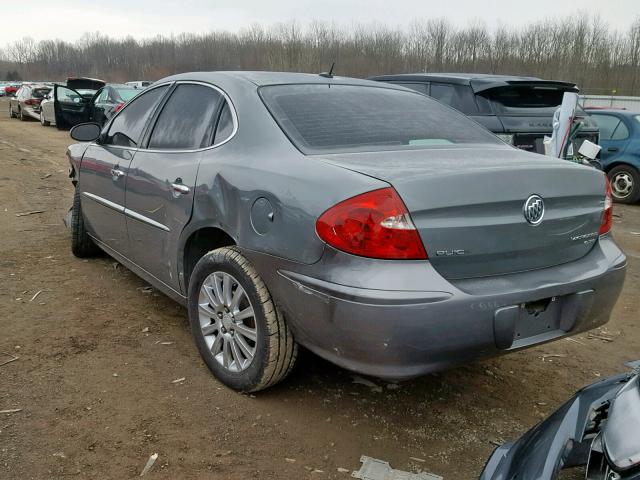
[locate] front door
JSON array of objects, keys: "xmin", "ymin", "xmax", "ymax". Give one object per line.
[
  {"xmin": 78, "ymin": 84, "xmax": 171, "ymax": 257},
  {"xmin": 125, "ymin": 82, "xmax": 225, "ymax": 291},
  {"xmin": 79, "ymin": 144, "xmax": 134, "ymax": 254},
  {"xmin": 54, "ymin": 85, "xmax": 91, "ymax": 129}
]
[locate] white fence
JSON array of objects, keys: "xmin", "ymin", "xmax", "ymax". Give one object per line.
[{"xmin": 580, "ymin": 95, "xmax": 640, "ymax": 112}]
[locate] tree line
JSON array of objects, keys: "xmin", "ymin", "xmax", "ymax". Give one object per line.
[{"xmin": 1, "ymin": 15, "xmax": 639, "ymax": 95}]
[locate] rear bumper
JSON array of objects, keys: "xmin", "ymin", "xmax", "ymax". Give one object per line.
[
  {"xmin": 243, "ymin": 235, "xmax": 626, "ymax": 379},
  {"xmin": 24, "ymin": 106, "xmax": 41, "ymax": 120}
]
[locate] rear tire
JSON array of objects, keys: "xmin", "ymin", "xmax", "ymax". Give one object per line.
[
  {"xmin": 18, "ymin": 107, "xmax": 26, "ymax": 121},
  {"xmin": 9, "ymin": 103, "xmax": 15, "ymax": 118},
  {"xmin": 188, "ymin": 247, "xmax": 298, "ymax": 392},
  {"xmin": 71, "ymin": 187, "xmax": 100, "ymax": 257},
  {"xmin": 608, "ymin": 165, "xmax": 640, "ymax": 204},
  {"xmin": 40, "ymin": 111, "xmax": 50, "ymax": 126}
]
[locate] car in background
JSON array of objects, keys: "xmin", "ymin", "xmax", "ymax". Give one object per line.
[
  {"xmin": 49, "ymin": 77, "xmax": 106, "ymax": 129},
  {"xmin": 65, "ymin": 71, "xmax": 625, "ymax": 392},
  {"xmin": 4, "ymin": 83, "xmax": 21, "ymax": 96},
  {"xmin": 8, "ymin": 84, "xmax": 51, "ymax": 121},
  {"xmin": 0, "ymin": 84, "xmax": 6, "ymax": 97},
  {"xmin": 586, "ymin": 108, "xmax": 640, "ymax": 203},
  {"xmin": 125, "ymin": 81, "xmax": 152, "ymax": 89},
  {"xmin": 88, "ymin": 84, "xmax": 140, "ymax": 126},
  {"xmin": 40, "ymin": 78, "xmax": 104, "ymax": 127},
  {"xmin": 370, "ymin": 73, "xmax": 600, "ymax": 155}
]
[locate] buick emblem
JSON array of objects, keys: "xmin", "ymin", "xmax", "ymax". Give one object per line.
[{"xmin": 523, "ymin": 195, "xmax": 545, "ymax": 225}]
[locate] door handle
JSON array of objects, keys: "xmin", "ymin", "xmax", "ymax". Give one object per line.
[
  {"xmin": 607, "ymin": 147, "xmax": 619, "ymax": 153},
  {"xmin": 110, "ymin": 168, "xmax": 125, "ymax": 180},
  {"xmin": 171, "ymin": 182, "xmax": 190, "ymax": 197}
]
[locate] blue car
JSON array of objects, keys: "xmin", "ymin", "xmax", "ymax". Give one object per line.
[{"xmin": 587, "ymin": 109, "xmax": 640, "ymax": 203}]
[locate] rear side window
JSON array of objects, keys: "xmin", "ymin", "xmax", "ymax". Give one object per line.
[
  {"xmin": 214, "ymin": 102, "xmax": 234, "ymax": 144},
  {"xmin": 148, "ymin": 84, "xmax": 223, "ymax": 150},
  {"xmin": 592, "ymin": 114, "xmax": 629, "ymax": 141},
  {"xmin": 430, "ymin": 84, "xmax": 479, "ymax": 115},
  {"xmin": 105, "ymin": 85, "xmax": 169, "ymax": 148},
  {"xmin": 260, "ymin": 84, "xmax": 501, "ymax": 154}
]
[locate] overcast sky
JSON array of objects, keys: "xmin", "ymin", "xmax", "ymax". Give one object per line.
[{"xmin": 3, "ymin": 0, "xmax": 639, "ymax": 45}]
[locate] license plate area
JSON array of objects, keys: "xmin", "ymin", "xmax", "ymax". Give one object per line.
[
  {"xmin": 493, "ymin": 290, "xmax": 594, "ymax": 350},
  {"xmin": 514, "ymin": 297, "xmax": 561, "ymax": 340}
]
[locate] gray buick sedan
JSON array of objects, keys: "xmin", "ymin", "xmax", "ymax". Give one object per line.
[{"xmin": 66, "ymin": 71, "xmax": 626, "ymax": 392}]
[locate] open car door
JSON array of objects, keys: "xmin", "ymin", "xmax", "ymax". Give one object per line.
[
  {"xmin": 54, "ymin": 78, "xmax": 105, "ymax": 130},
  {"xmin": 54, "ymin": 84, "xmax": 93, "ymax": 130}
]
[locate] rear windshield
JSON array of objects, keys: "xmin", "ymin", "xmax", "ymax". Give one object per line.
[
  {"xmin": 260, "ymin": 84, "xmax": 501, "ymax": 154},
  {"xmin": 32, "ymin": 88, "xmax": 51, "ymax": 98},
  {"xmin": 482, "ymin": 86, "xmax": 573, "ymax": 116},
  {"xmin": 116, "ymin": 88, "xmax": 139, "ymax": 101}
]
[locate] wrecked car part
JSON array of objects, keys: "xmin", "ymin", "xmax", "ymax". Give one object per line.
[
  {"xmin": 352, "ymin": 456, "xmax": 442, "ymax": 480},
  {"xmin": 480, "ymin": 366, "xmax": 640, "ymax": 480}
]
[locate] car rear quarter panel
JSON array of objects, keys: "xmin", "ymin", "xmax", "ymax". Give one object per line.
[{"xmin": 184, "ymin": 79, "xmax": 388, "ymax": 266}]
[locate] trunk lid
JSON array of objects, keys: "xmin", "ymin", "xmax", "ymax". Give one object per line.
[
  {"xmin": 320, "ymin": 146, "xmax": 606, "ymax": 280},
  {"xmin": 66, "ymin": 77, "xmax": 106, "ymax": 91}
]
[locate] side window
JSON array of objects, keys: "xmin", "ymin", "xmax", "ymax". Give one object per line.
[
  {"xmin": 611, "ymin": 119, "xmax": 629, "ymax": 140},
  {"xmin": 148, "ymin": 84, "xmax": 223, "ymax": 150},
  {"xmin": 392, "ymin": 83, "xmax": 428, "ymax": 95},
  {"xmin": 593, "ymin": 114, "xmax": 623, "ymax": 141},
  {"xmin": 105, "ymin": 85, "xmax": 169, "ymax": 148},
  {"xmin": 214, "ymin": 101, "xmax": 234, "ymax": 144},
  {"xmin": 430, "ymin": 84, "xmax": 479, "ymax": 115},
  {"xmin": 57, "ymin": 87, "xmax": 84, "ymax": 104}
]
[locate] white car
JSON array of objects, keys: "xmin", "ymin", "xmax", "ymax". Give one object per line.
[
  {"xmin": 125, "ymin": 81, "xmax": 152, "ymax": 89},
  {"xmin": 39, "ymin": 77, "xmax": 105, "ymax": 127}
]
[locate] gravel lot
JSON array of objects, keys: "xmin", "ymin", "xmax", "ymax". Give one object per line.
[{"xmin": 1, "ymin": 96, "xmax": 639, "ymax": 479}]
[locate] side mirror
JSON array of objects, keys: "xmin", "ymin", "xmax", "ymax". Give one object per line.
[{"xmin": 70, "ymin": 122, "xmax": 101, "ymax": 143}]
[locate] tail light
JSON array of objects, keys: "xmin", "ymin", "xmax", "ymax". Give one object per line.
[
  {"xmin": 599, "ymin": 177, "xmax": 613, "ymax": 235},
  {"xmin": 24, "ymin": 99, "xmax": 40, "ymax": 105},
  {"xmin": 114, "ymin": 102, "xmax": 125, "ymax": 113},
  {"xmin": 316, "ymin": 187, "xmax": 427, "ymax": 260}
]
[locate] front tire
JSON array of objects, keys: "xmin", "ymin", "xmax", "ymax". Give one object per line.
[
  {"xmin": 188, "ymin": 247, "xmax": 298, "ymax": 392},
  {"xmin": 608, "ymin": 165, "xmax": 640, "ymax": 204},
  {"xmin": 9, "ymin": 103, "xmax": 15, "ymax": 118},
  {"xmin": 18, "ymin": 107, "xmax": 26, "ymax": 121},
  {"xmin": 71, "ymin": 187, "xmax": 100, "ymax": 257}
]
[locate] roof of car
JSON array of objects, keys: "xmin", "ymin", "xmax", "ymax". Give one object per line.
[
  {"xmin": 368, "ymin": 72, "xmax": 578, "ymax": 93},
  {"xmin": 158, "ymin": 71, "xmax": 399, "ymax": 89},
  {"xmin": 585, "ymin": 108, "xmax": 638, "ymax": 116}
]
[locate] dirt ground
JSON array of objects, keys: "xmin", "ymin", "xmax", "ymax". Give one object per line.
[{"xmin": 0, "ymin": 96, "xmax": 639, "ymax": 480}]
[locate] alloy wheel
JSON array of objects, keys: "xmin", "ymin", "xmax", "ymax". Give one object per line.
[
  {"xmin": 198, "ymin": 271, "xmax": 257, "ymax": 373},
  {"xmin": 611, "ymin": 171, "xmax": 634, "ymax": 199}
]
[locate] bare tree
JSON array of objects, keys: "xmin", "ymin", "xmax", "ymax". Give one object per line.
[{"xmin": 4, "ymin": 15, "xmax": 640, "ymax": 95}]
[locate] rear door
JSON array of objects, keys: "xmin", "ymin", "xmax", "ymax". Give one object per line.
[
  {"xmin": 54, "ymin": 85, "xmax": 92, "ymax": 129},
  {"xmin": 590, "ymin": 113, "xmax": 630, "ymax": 166},
  {"xmin": 124, "ymin": 82, "xmax": 228, "ymax": 291},
  {"xmin": 78, "ymin": 84, "xmax": 170, "ymax": 256}
]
